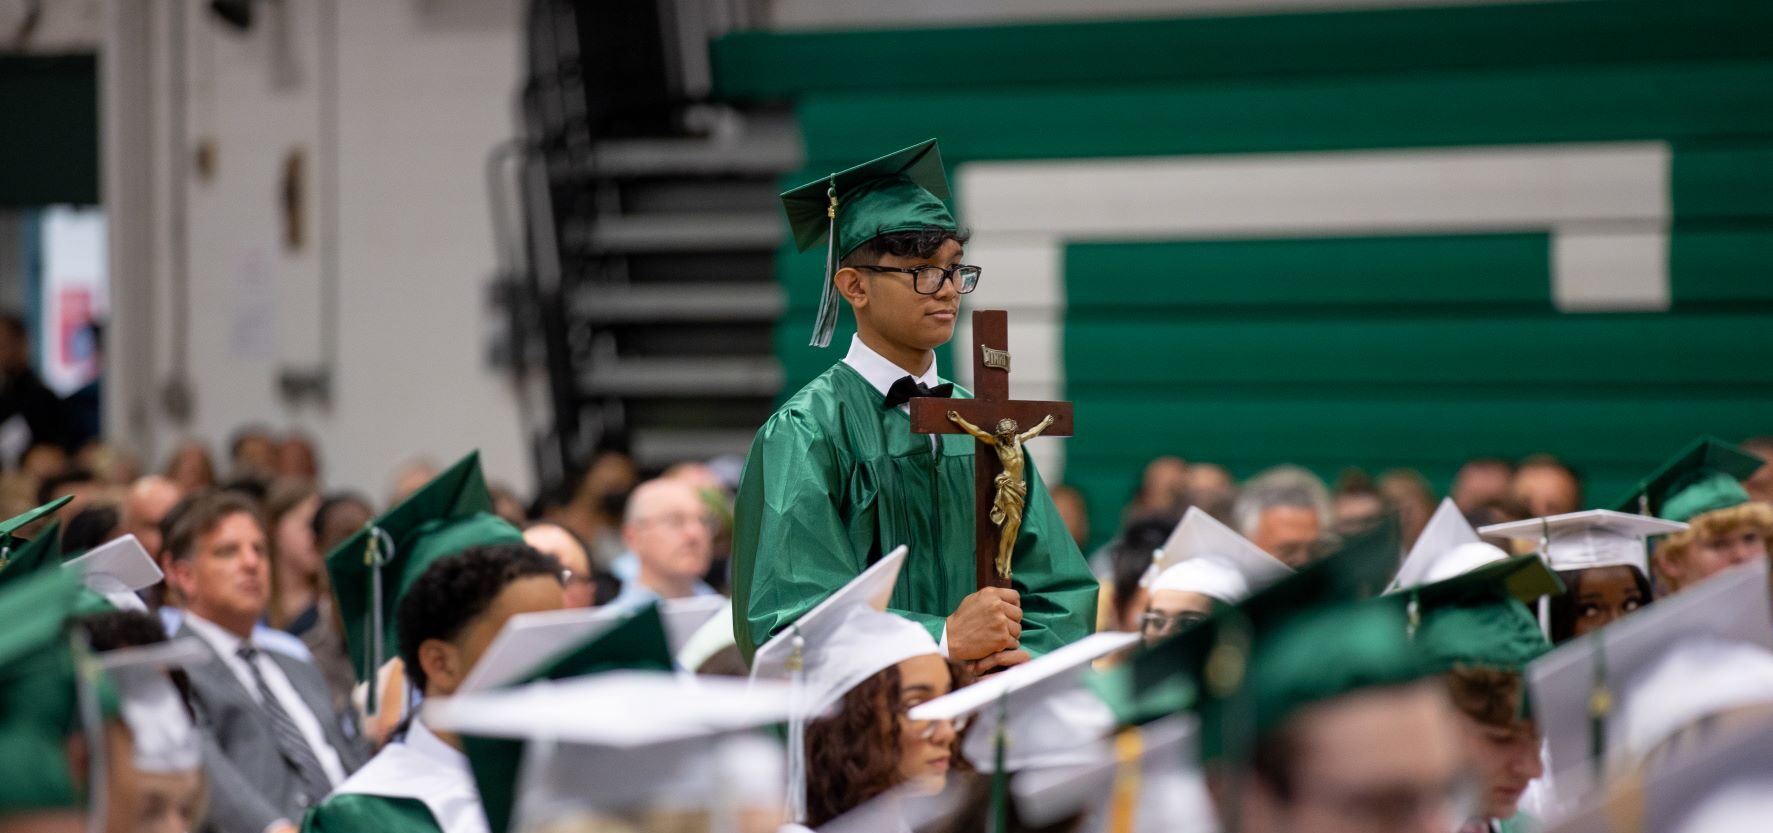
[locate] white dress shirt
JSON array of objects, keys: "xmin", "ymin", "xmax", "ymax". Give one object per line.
[
  {"xmin": 182, "ymin": 612, "xmax": 350, "ymax": 785},
  {"xmin": 840, "ymin": 334, "xmax": 953, "ymax": 656}
]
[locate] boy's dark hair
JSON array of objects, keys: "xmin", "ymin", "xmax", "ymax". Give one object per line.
[
  {"xmin": 163, "ymin": 491, "xmax": 266, "ymax": 562},
  {"xmin": 62, "ymin": 503, "xmax": 122, "ymax": 553},
  {"xmin": 79, "ymin": 608, "xmax": 172, "ymax": 652},
  {"xmin": 839, "ymin": 228, "xmax": 971, "ymax": 268},
  {"xmin": 1111, "ymin": 514, "xmax": 1177, "ymax": 617},
  {"xmin": 397, "ymin": 543, "xmax": 563, "ymax": 693}
]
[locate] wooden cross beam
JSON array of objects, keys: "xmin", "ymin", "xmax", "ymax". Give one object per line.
[{"xmin": 910, "ymin": 310, "xmax": 1074, "ymax": 590}]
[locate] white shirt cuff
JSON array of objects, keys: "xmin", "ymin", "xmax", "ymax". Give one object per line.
[{"xmin": 938, "ymin": 623, "xmax": 949, "ymax": 658}]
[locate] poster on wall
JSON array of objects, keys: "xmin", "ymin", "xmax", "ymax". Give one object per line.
[{"xmin": 39, "ymin": 207, "xmax": 107, "ymax": 397}]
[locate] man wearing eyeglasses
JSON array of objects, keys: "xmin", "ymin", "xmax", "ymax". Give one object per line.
[
  {"xmin": 608, "ymin": 478, "xmax": 720, "ymax": 612},
  {"xmin": 730, "ymin": 139, "xmax": 1097, "ymax": 675}
]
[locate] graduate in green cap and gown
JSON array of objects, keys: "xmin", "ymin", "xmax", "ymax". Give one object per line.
[
  {"xmin": 730, "ymin": 139, "xmax": 1096, "ymax": 672},
  {"xmin": 1131, "ymin": 516, "xmax": 1470, "ymax": 833},
  {"xmin": 1609, "ymin": 436, "xmax": 1770, "ymax": 594},
  {"xmin": 304, "ymin": 452, "xmax": 565, "ymax": 833}
]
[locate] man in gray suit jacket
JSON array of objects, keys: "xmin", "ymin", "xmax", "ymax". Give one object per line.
[{"xmin": 163, "ymin": 492, "xmax": 369, "ymax": 833}]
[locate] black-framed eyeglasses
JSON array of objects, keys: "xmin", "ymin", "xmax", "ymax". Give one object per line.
[{"xmin": 855, "ymin": 264, "xmax": 982, "ymax": 295}]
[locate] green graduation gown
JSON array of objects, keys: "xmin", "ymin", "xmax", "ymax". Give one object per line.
[
  {"xmin": 303, "ymin": 795, "xmax": 440, "ymax": 833},
  {"xmin": 300, "ymin": 720, "xmax": 482, "ymax": 833},
  {"xmin": 731, "ymin": 362, "xmax": 1098, "ymax": 662}
]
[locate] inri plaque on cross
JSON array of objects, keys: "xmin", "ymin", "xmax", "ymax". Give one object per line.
[{"xmin": 910, "ymin": 310, "xmax": 1074, "ymax": 590}]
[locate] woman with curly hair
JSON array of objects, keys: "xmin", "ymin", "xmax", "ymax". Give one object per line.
[
  {"xmin": 1653, "ymin": 501, "xmax": 1773, "ymax": 594},
  {"xmin": 1611, "ymin": 437, "xmax": 1768, "ymax": 594},
  {"xmin": 751, "ymin": 549, "xmax": 970, "ymax": 829}
]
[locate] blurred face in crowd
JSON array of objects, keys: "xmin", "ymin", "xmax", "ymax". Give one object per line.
[
  {"xmin": 1142, "ymin": 589, "xmax": 1215, "ymax": 644},
  {"xmin": 103, "ymin": 723, "xmax": 202, "ymax": 833},
  {"xmin": 1333, "ymin": 490, "xmax": 1385, "ymax": 536},
  {"xmin": 1252, "ymin": 506, "xmax": 1321, "ymax": 568},
  {"xmin": 273, "ymin": 494, "xmax": 322, "ymax": 581},
  {"xmin": 163, "ymin": 443, "xmax": 216, "ymax": 493},
  {"xmin": 314, "ymin": 497, "xmax": 374, "ymax": 557},
  {"xmin": 1454, "ymin": 712, "xmax": 1542, "ymax": 822},
  {"xmin": 172, "ymin": 511, "xmax": 271, "ymax": 636},
  {"xmin": 893, "ymin": 653, "xmax": 958, "ymax": 793},
  {"xmin": 1138, "ymin": 456, "xmax": 1188, "ymax": 513},
  {"xmin": 1450, "ymin": 461, "xmax": 1513, "ymax": 512},
  {"xmin": 1233, "ymin": 683, "xmax": 1466, "ymax": 833},
  {"xmin": 1511, "ymin": 464, "xmax": 1580, "ymax": 518},
  {"xmin": 1050, "ymin": 486, "xmax": 1090, "ymax": 549},
  {"xmin": 1743, "ymin": 442, "xmax": 1773, "ymax": 504},
  {"xmin": 1663, "ymin": 522, "xmax": 1768, "ymax": 591},
  {"xmin": 1569, "ymin": 566, "xmax": 1648, "ymax": 638},
  {"xmin": 524, "ymin": 523, "xmax": 596, "ymax": 608},
  {"xmin": 622, "ymin": 480, "xmax": 714, "ymax": 595},
  {"xmin": 277, "ymin": 436, "xmax": 319, "ymax": 481},
  {"xmin": 121, "ymin": 477, "xmax": 183, "ymax": 558},
  {"xmin": 231, "ymin": 433, "xmax": 278, "ymax": 480}
]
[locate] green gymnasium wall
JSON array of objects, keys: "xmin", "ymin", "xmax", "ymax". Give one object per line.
[{"xmin": 711, "ymin": 0, "xmax": 1773, "ymax": 548}]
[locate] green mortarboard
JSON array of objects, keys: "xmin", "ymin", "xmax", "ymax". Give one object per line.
[
  {"xmin": 0, "ymin": 569, "xmax": 109, "ymax": 814},
  {"xmin": 1399, "ymin": 555, "xmax": 1562, "ymax": 676},
  {"xmin": 1610, "ymin": 436, "xmax": 1763, "ymax": 522},
  {"xmin": 1131, "ymin": 515, "xmax": 1425, "ymax": 764},
  {"xmin": 0, "ymin": 496, "xmax": 73, "ymax": 588},
  {"xmin": 779, "ymin": 139, "xmax": 957, "ymax": 347},
  {"xmin": 323, "ymin": 451, "xmax": 523, "ymax": 707},
  {"xmin": 462, "ymin": 602, "xmax": 677, "ymax": 833}
]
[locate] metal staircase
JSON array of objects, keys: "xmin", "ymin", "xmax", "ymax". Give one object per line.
[{"xmin": 509, "ymin": 0, "xmax": 796, "ymax": 490}]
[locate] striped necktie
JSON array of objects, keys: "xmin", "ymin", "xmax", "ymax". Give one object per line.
[{"xmin": 236, "ymin": 645, "xmax": 335, "ymax": 805}]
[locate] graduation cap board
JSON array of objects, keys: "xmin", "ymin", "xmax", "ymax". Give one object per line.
[
  {"xmin": 0, "ymin": 496, "xmax": 73, "ymax": 589},
  {"xmin": 98, "ymin": 640, "xmax": 209, "ymax": 774},
  {"xmin": 748, "ymin": 546, "xmax": 939, "ymax": 826},
  {"xmin": 1130, "ymin": 514, "xmax": 1422, "ymax": 765},
  {"xmin": 1526, "ymin": 558, "xmax": 1773, "ymax": 802},
  {"xmin": 1391, "ymin": 554, "xmax": 1561, "ymax": 677},
  {"xmin": 64, "ymin": 534, "xmax": 163, "ymax": 613},
  {"xmin": 427, "ymin": 673, "xmax": 793, "ymax": 832},
  {"xmin": 1480, "ymin": 510, "xmax": 1687, "ymax": 577},
  {"xmin": 1144, "ymin": 506, "xmax": 1292, "ymax": 602},
  {"xmin": 675, "ymin": 597, "xmax": 736, "ymax": 673},
  {"xmin": 1390, "ymin": 498, "xmax": 1513, "ymax": 593},
  {"xmin": 1610, "ymin": 436, "xmax": 1763, "ymax": 522},
  {"xmin": 779, "ymin": 139, "xmax": 957, "ymax": 347},
  {"xmin": 458, "ymin": 596, "xmax": 722, "ymax": 693},
  {"xmin": 910, "ymin": 631, "xmax": 1138, "ymax": 774},
  {"xmin": 325, "ymin": 451, "xmax": 524, "ymax": 709}
]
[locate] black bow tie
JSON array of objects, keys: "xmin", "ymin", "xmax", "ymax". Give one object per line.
[{"xmin": 882, "ymin": 375, "xmax": 953, "ymax": 409}]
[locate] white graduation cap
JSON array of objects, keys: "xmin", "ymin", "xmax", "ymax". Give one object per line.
[
  {"xmin": 1009, "ymin": 713, "xmax": 1217, "ymax": 833},
  {"xmin": 1390, "ymin": 498, "xmax": 1511, "ymax": 591},
  {"xmin": 98, "ymin": 640, "xmax": 211, "ymax": 774},
  {"xmin": 748, "ymin": 546, "xmax": 939, "ymax": 826},
  {"xmin": 63, "ymin": 535, "xmax": 162, "ymax": 612},
  {"xmin": 909, "ymin": 631, "xmax": 1138, "ymax": 773},
  {"xmin": 1480, "ymin": 509, "xmax": 1687, "ymax": 576},
  {"xmin": 1144, "ymin": 507, "xmax": 1292, "ymax": 602},
  {"xmin": 426, "ymin": 672, "xmax": 791, "ymax": 831},
  {"xmin": 675, "ymin": 597, "xmax": 737, "ymax": 673},
  {"xmin": 458, "ymin": 595, "xmax": 723, "ymax": 693},
  {"xmin": 816, "ymin": 777, "xmax": 973, "ymax": 833},
  {"xmin": 1526, "ymin": 558, "xmax": 1773, "ymax": 801}
]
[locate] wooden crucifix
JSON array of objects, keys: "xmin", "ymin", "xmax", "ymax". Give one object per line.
[{"xmin": 910, "ymin": 310, "xmax": 1074, "ymax": 590}]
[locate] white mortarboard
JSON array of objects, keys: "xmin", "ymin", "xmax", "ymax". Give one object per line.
[
  {"xmin": 98, "ymin": 640, "xmax": 210, "ymax": 773},
  {"xmin": 426, "ymin": 672, "xmax": 791, "ymax": 831},
  {"xmin": 1390, "ymin": 499, "xmax": 1511, "ymax": 591},
  {"xmin": 658, "ymin": 595, "xmax": 726, "ymax": 658},
  {"xmin": 458, "ymin": 597, "xmax": 721, "ymax": 693},
  {"xmin": 748, "ymin": 546, "xmax": 939, "ymax": 826},
  {"xmin": 1526, "ymin": 558, "xmax": 1773, "ymax": 800},
  {"xmin": 909, "ymin": 631, "xmax": 1138, "ymax": 773},
  {"xmin": 1145, "ymin": 507, "xmax": 1292, "ymax": 602},
  {"xmin": 63, "ymin": 535, "xmax": 162, "ymax": 612},
  {"xmin": 1542, "ymin": 711, "xmax": 1773, "ymax": 833},
  {"xmin": 1480, "ymin": 510, "xmax": 1686, "ymax": 575},
  {"xmin": 1010, "ymin": 713, "xmax": 1218, "ymax": 833},
  {"xmin": 675, "ymin": 597, "xmax": 737, "ymax": 672},
  {"xmin": 816, "ymin": 778, "xmax": 971, "ymax": 833}
]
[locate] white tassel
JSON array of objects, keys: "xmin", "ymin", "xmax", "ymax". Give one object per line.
[{"xmin": 785, "ymin": 626, "xmax": 809, "ymax": 824}]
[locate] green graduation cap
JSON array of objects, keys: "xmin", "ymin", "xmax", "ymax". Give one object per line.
[
  {"xmin": 324, "ymin": 451, "xmax": 523, "ymax": 708},
  {"xmin": 0, "ymin": 568, "xmax": 111, "ymax": 814},
  {"xmin": 779, "ymin": 139, "xmax": 958, "ymax": 347},
  {"xmin": 1397, "ymin": 555, "xmax": 1562, "ymax": 677},
  {"xmin": 462, "ymin": 602, "xmax": 676, "ymax": 833},
  {"xmin": 1131, "ymin": 515, "xmax": 1424, "ymax": 765},
  {"xmin": 1610, "ymin": 436, "xmax": 1762, "ymax": 522},
  {"xmin": 0, "ymin": 496, "xmax": 73, "ymax": 588}
]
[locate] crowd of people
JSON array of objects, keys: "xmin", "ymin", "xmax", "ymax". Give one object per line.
[{"xmin": 7, "ymin": 135, "xmax": 1773, "ymax": 833}]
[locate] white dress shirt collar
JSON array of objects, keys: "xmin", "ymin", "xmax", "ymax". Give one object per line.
[
  {"xmin": 842, "ymin": 334, "xmax": 941, "ymax": 406},
  {"xmin": 180, "ymin": 610, "xmax": 251, "ymax": 656}
]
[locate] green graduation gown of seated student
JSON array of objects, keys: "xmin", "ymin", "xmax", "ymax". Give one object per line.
[
  {"xmin": 731, "ymin": 359, "xmax": 1099, "ymax": 662},
  {"xmin": 302, "ymin": 719, "xmax": 484, "ymax": 833}
]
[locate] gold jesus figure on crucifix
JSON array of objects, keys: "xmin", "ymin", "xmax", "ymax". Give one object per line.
[{"xmin": 947, "ymin": 410, "xmax": 1057, "ymax": 579}]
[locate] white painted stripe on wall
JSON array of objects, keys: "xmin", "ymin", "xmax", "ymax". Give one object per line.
[{"xmin": 953, "ymin": 141, "xmax": 1673, "ymax": 480}]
